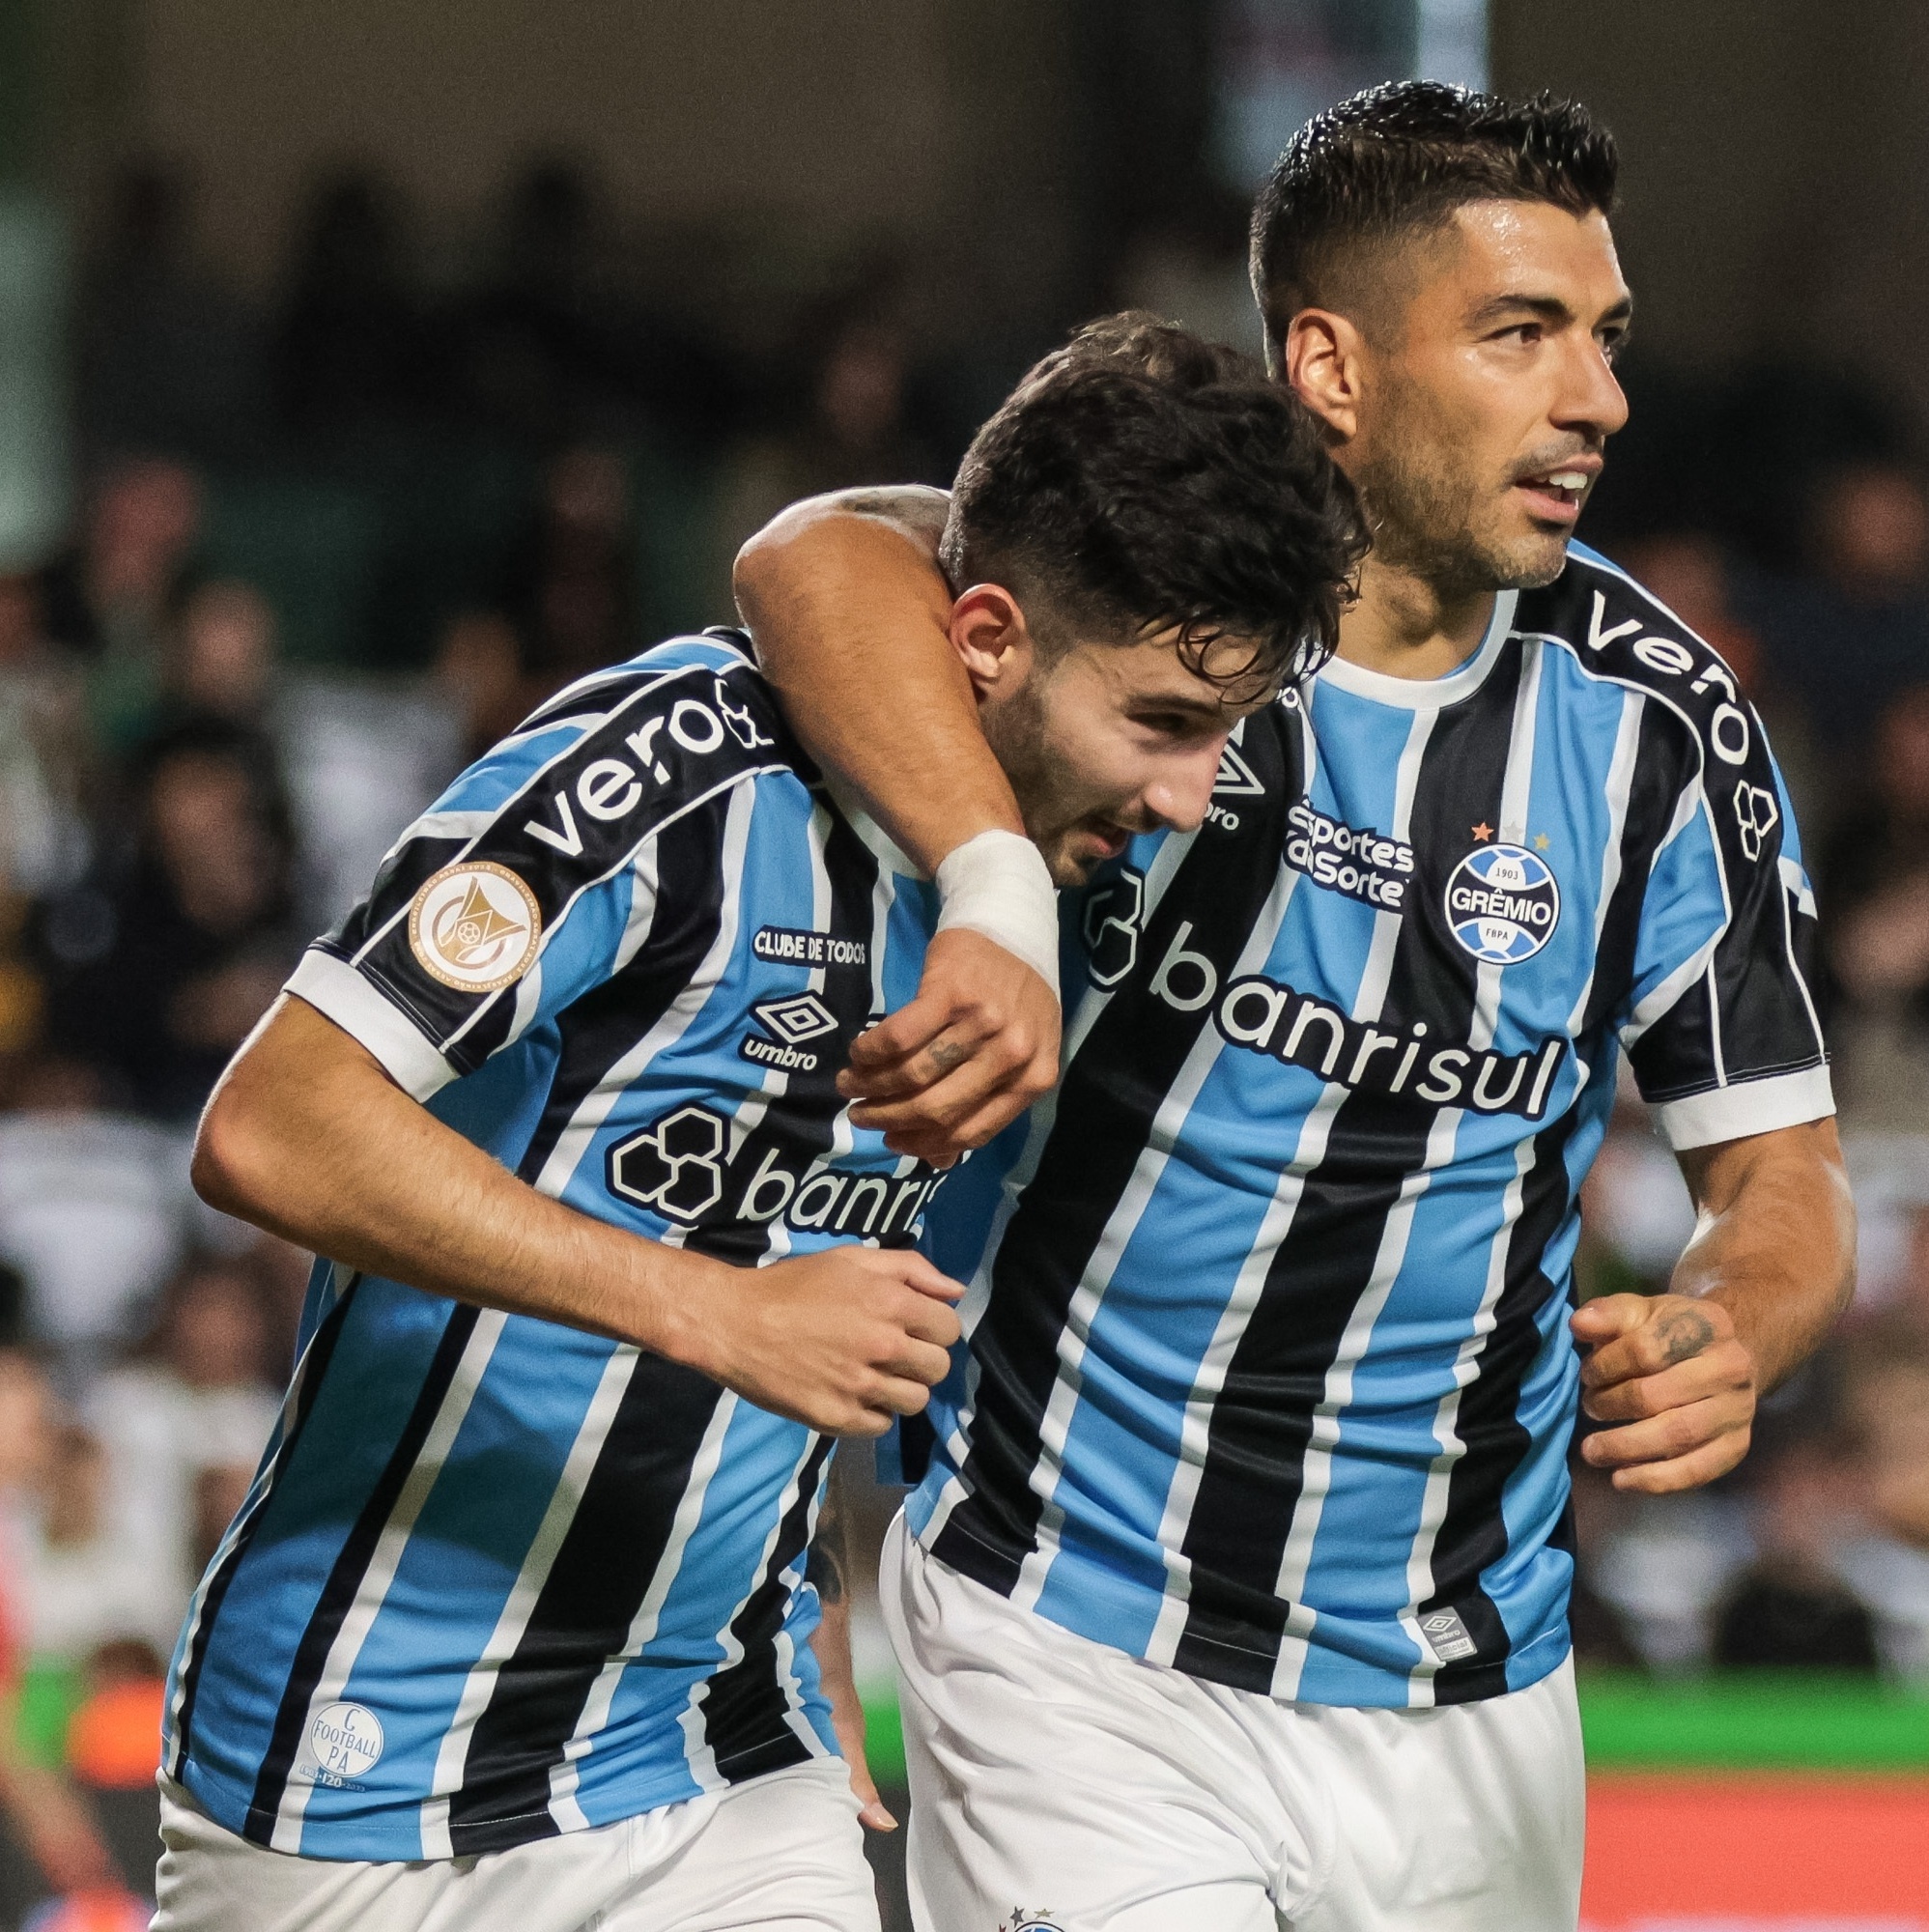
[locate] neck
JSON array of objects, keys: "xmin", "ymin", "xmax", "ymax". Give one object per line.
[{"xmin": 1336, "ymin": 549, "xmax": 1497, "ymax": 682}]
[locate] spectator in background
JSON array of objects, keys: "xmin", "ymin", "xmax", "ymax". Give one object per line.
[
  {"xmin": 271, "ymin": 170, "xmax": 423, "ymax": 446},
  {"xmin": 713, "ymin": 289, "xmax": 943, "ymax": 599},
  {"xmin": 0, "ymin": 1061, "xmax": 199, "ymax": 1382},
  {"xmin": 14, "ymin": 1423, "xmax": 179, "ymax": 1665},
  {"xmin": 0, "ymin": 573, "xmax": 92, "ymax": 903},
  {"xmin": 71, "ymin": 160, "xmax": 264, "ymax": 465},
  {"xmin": 498, "ymin": 445, "xmax": 636, "ymax": 696},
  {"xmin": 85, "ymin": 1260, "xmax": 278, "ymax": 1622},
  {"xmin": 1820, "ymin": 683, "xmax": 1929, "ymax": 1130},
  {"xmin": 1752, "ymin": 461, "xmax": 1929, "ymax": 762},
  {"xmin": 0, "ymin": 1276, "xmax": 116, "ymax": 1911},
  {"xmin": 36, "ymin": 719, "xmax": 298, "ymax": 1122},
  {"xmin": 36, "ymin": 458, "xmax": 204, "ymax": 759},
  {"xmin": 430, "ymin": 609, "xmax": 527, "ymax": 769},
  {"xmin": 1616, "ymin": 530, "xmax": 1824, "ymax": 836}
]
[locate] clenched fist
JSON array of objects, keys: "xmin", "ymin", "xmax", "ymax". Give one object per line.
[
  {"xmin": 1572, "ymin": 1293, "xmax": 1757, "ymax": 1493},
  {"xmin": 693, "ymin": 1244, "xmax": 964, "ymax": 1436}
]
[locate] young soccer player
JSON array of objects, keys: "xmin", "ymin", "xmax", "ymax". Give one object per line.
[
  {"xmin": 734, "ymin": 84, "xmax": 1857, "ymax": 1931},
  {"xmin": 155, "ymin": 329, "xmax": 1362, "ymax": 1930}
]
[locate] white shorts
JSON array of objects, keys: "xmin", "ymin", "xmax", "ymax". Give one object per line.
[
  {"xmin": 880, "ymin": 1514, "xmax": 1583, "ymax": 1932},
  {"xmin": 151, "ymin": 1757, "xmax": 880, "ymax": 1932}
]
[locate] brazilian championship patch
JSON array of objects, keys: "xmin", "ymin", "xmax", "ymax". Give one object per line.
[{"xmin": 408, "ymin": 861, "xmax": 543, "ymax": 991}]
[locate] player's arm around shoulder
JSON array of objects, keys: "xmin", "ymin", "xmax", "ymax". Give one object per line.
[
  {"xmin": 734, "ymin": 488, "xmax": 1061, "ymax": 1166},
  {"xmin": 193, "ymin": 996, "xmax": 961, "ymax": 1441},
  {"xmin": 1573, "ymin": 1119, "xmax": 1855, "ymax": 1493}
]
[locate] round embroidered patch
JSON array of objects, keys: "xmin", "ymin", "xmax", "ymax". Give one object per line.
[{"xmin": 408, "ymin": 861, "xmax": 543, "ymax": 991}]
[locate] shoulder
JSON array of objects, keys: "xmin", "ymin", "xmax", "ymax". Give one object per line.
[{"xmin": 1515, "ymin": 544, "xmax": 1764, "ymax": 781}]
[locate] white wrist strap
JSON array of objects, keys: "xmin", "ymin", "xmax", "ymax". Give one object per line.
[{"xmin": 933, "ymin": 830, "xmax": 1061, "ymax": 1001}]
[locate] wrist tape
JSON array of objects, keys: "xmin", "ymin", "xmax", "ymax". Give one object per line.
[{"xmin": 933, "ymin": 830, "xmax": 1061, "ymax": 1001}]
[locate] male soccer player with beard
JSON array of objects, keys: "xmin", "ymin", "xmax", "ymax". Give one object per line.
[
  {"xmin": 154, "ymin": 334, "xmax": 1360, "ymax": 1931},
  {"xmin": 733, "ymin": 85, "xmax": 1858, "ymax": 1931}
]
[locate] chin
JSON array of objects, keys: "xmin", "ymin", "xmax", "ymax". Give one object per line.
[{"xmin": 1486, "ymin": 529, "xmax": 1574, "ymax": 591}]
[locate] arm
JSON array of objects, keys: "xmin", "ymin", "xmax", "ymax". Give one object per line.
[
  {"xmin": 1572, "ymin": 1117, "xmax": 1855, "ymax": 1492},
  {"xmin": 0, "ymin": 1709, "xmax": 115, "ymax": 1894},
  {"xmin": 735, "ymin": 492, "xmax": 1060, "ymax": 1162},
  {"xmin": 194, "ymin": 995, "xmax": 961, "ymax": 1438},
  {"xmin": 806, "ymin": 1452, "xmax": 896, "ymax": 1833}
]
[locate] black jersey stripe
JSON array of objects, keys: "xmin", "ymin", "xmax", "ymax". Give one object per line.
[
  {"xmin": 513, "ymin": 796, "xmax": 732, "ymax": 1186},
  {"xmin": 246, "ymin": 1301, "xmax": 481, "ymax": 1841},
  {"xmin": 444, "ymin": 1355, "xmax": 729, "ymax": 1855},
  {"xmin": 169, "ymin": 1276, "xmax": 360, "ymax": 1778},
  {"xmin": 695, "ymin": 1435, "xmax": 837, "ymax": 1784},
  {"xmin": 928, "ymin": 711, "xmax": 1299, "ymax": 1596},
  {"xmin": 682, "ymin": 804, "xmax": 892, "ymax": 1265},
  {"xmin": 1170, "ymin": 647, "xmax": 1528, "ymax": 1690},
  {"xmin": 1420, "ymin": 1096, "xmax": 1586, "ymax": 1705},
  {"xmin": 1580, "ymin": 698, "xmax": 1688, "ymax": 1037}
]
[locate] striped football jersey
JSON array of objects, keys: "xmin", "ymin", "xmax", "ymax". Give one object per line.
[
  {"xmin": 910, "ymin": 543, "xmax": 1831, "ymax": 1711},
  {"xmin": 163, "ymin": 632, "xmax": 942, "ymax": 1860}
]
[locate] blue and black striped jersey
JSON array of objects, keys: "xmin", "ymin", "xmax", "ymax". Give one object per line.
[
  {"xmin": 163, "ymin": 633, "xmax": 942, "ymax": 1861},
  {"xmin": 911, "ymin": 545, "xmax": 1831, "ymax": 1711}
]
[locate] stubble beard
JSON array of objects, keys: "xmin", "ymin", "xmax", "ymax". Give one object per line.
[
  {"xmin": 1351, "ymin": 378, "xmax": 1572, "ymax": 598},
  {"xmin": 979, "ymin": 673, "xmax": 1107, "ymax": 888}
]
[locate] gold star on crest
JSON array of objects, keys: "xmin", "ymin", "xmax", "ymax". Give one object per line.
[{"xmin": 1533, "ymin": 833, "xmax": 1551, "ymax": 851}]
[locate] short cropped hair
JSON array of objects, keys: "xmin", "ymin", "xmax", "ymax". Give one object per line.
[
  {"xmin": 941, "ymin": 313, "xmax": 1366, "ymax": 689},
  {"xmin": 1250, "ymin": 81, "xmax": 1618, "ymax": 361}
]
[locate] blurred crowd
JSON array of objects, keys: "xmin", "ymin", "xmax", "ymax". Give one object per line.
[{"xmin": 0, "ymin": 152, "xmax": 1926, "ymax": 1912}]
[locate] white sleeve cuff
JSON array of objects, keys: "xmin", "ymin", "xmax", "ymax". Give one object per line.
[
  {"xmin": 285, "ymin": 949, "xmax": 457, "ymax": 1103},
  {"xmin": 1653, "ymin": 1064, "xmax": 1834, "ymax": 1151}
]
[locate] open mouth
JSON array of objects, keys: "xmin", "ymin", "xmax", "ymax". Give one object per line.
[{"xmin": 1514, "ymin": 464, "xmax": 1599, "ymax": 522}]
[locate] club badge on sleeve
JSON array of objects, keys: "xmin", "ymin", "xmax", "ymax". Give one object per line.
[{"xmin": 409, "ymin": 861, "xmax": 543, "ymax": 990}]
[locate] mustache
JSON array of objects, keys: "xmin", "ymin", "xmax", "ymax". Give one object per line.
[{"xmin": 1507, "ymin": 439, "xmax": 1603, "ymax": 485}]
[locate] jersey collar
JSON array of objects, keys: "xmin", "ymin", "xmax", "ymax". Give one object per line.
[{"xmin": 1314, "ymin": 588, "xmax": 1519, "ymax": 710}]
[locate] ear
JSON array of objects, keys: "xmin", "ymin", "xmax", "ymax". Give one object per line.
[
  {"xmin": 1284, "ymin": 308, "xmax": 1367, "ymax": 446},
  {"xmin": 948, "ymin": 583, "xmax": 1035, "ymax": 699}
]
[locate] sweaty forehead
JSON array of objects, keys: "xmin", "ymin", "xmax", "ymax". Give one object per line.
[{"xmin": 1418, "ymin": 201, "xmax": 1627, "ymax": 325}]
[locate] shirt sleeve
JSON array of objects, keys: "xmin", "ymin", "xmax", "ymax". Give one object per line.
[
  {"xmin": 1618, "ymin": 737, "xmax": 1832, "ymax": 1151},
  {"xmin": 287, "ymin": 643, "xmax": 792, "ymax": 1099}
]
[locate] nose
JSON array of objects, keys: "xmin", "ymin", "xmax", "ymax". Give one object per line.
[
  {"xmin": 1145, "ymin": 742, "xmax": 1225, "ymax": 835},
  {"xmin": 1558, "ymin": 334, "xmax": 1629, "ymax": 441}
]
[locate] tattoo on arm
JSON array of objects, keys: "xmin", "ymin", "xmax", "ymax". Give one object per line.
[
  {"xmin": 1655, "ymin": 1306, "xmax": 1716, "ymax": 1367},
  {"xmin": 807, "ymin": 1453, "xmax": 851, "ymax": 1605}
]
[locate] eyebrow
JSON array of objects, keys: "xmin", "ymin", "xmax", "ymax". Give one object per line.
[
  {"xmin": 1129, "ymin": 692, "xmax": 1237, "ymax": 722},
  {"xmin": 1468, "ymin": 292, "xmax": 1634, "ymax": 329}
]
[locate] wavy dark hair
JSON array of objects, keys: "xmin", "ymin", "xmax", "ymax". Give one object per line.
[
  {"xmin": 1250, "ymin": 81, "xmax": 1619, "ymax": 362},
  {"xmin": 941, "ymin": 313, "xmax": 1366, "ymax": 690}
]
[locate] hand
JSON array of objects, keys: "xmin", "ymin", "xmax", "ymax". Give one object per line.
[
  {"xmin": 840, "ymin": 929, "xmax": 1060, "ymax": 1164},
  {"xmin": 811, "ymin": 1596, "xmax": 898, "ymax": 1833},
  {"xmin": 1572, "ymin": 1293, "xmax": 1757, "ymax": 1493},
  {"xmin": 690, "ymin": 1246, "xmax": 963, "ymax": 1437}
]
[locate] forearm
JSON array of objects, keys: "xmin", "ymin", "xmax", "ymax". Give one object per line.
[
  {"xmin": 1671, "ymin": 1118, "xmax": 1855, "ymax": 1389},
  {"xmin": 196, "ymin": 995, "xmax": 719, "ymax": 1363},
  {"xmin": 733, "ymin": 488, "xmax": 1021, "ymax": 872}
]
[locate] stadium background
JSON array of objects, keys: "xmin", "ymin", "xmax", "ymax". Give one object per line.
[{"xmin": 0, "ymin": 2, "xmax": 1926, "ymax": 1925}]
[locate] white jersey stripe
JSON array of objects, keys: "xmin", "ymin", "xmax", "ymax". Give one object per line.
[
  {"xmin": 417, "ymin": 1346, "xmax": 640, "ymax": 1857},
  {"xmin": 269, "ymin": 1311, "xmax": 507, "ymax": 1853}
]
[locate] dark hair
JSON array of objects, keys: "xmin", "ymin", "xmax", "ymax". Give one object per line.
[
  {"xmin": 1250, "ymin": 82, "xmax": 1618, "ymax": 360},
  {"xmin": 941, "ymin": 313, "xmax": 1365, "ymax": 688}
]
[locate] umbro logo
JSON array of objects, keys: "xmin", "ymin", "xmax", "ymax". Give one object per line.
[
  {"xmin": 740, "ymin": 992, "xmax": 840, "ymax": 1074},
  {"xmin": 1212, "ymin": 743, "xmax": 1264, "ymax": 797},
  {"xmin": 753, "ymin": 993, "xmax": 838, "ymax": 1045}
]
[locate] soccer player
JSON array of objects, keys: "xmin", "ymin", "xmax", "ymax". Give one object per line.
[
  {"xmin": 732, "ymin": 86, "xmax": 1858, "ymax": 1931},
  {"xmin": 154, "ymin": 332, "xmax": 1362, "ymax": 1930}
]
